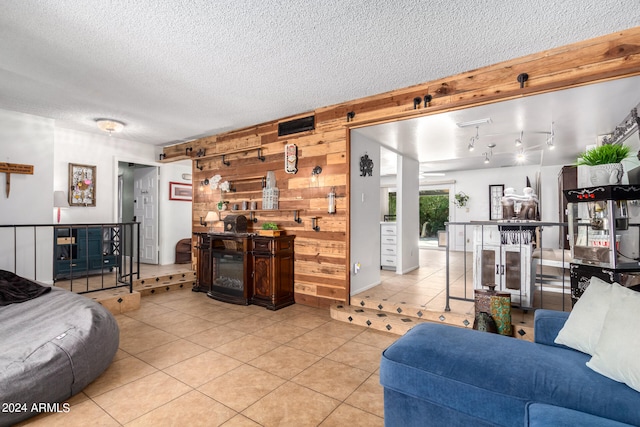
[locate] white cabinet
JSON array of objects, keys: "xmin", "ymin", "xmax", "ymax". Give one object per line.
[
  {"xmin": 380, "ymin": 222, "xmax": 397, "ymax": 270},
  {"xmin": 473, "ymin": 225, "xmax": 534, "ymax": 307}
]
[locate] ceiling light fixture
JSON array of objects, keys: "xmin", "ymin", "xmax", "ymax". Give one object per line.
[
  {"xmin": 95, "ymin": 119, "xmax": 125, "ymax": 135},
  {"xmin": 456, "ymin": 118, "xmax": 492, "ymax": 128},
  {"xmin": 516, "ymin": 148, "xmax": 526, "ymax": 163},
  {"xmin": 515, "ymin": 130, "xmax": 523, "ymax": 147},
  {"xmin": 482, "ymin": 143, "xmax": 496, "ymax": 164},
  {"xmin": 468, "ymin": 126, "xmax": 480, "ymax": 151},
  {"xmin": 546, "ymin": 122, "xmax": 555, "ymax": 150}
]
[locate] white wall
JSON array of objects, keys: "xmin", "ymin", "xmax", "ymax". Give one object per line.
[
  {"xmin": 349, "ymin": 133, "xmax": 382, "ymax": 295},
  {"xmin": 159, "ymin": 163, "xmax": 192, "ymax": 264},
  {"xmin": 0, "ymin": 110, "xmax": 55, "ymax": 278},
  {"xmin": 0, "ymin": 107, "xmax": 194, "ymax": 282},
  {"xmin": 397, "ymin": 155, "xmax": 419, "ymax": 273}
]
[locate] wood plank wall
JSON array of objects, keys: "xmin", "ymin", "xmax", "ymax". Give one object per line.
[{"xmin": 163, "ymin": 27, "xmax": 640, "ymax": 308}]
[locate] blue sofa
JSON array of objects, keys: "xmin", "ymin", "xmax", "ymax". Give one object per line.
[{"xmin": 380, "ymin": 309, "xmax": 640, "ymax": 426}]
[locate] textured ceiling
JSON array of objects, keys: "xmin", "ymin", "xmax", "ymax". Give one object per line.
[{"xmin": 0, "ymin": 1, "xmax": 638, "ymax": 147}]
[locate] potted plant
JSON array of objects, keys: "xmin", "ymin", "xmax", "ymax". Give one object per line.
[
  {"xmin": 454, "ymin": 192, "xmax": 469, "ymax": 208},
  {"xmin": 577, "ymin": 144, "xmax": 631, "ymax": 185},
  {"xmin": 258, "ymin": 222, "xmax": 281, "ymax": 236}
]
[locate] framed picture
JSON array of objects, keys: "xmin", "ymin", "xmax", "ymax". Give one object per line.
[
  {"xmin": 69, "ymin": 163, "xmax": 96, "ymax": 206},
  {"xmin": 169, "ymin": 182, "xmax": 192, "ymax": 201},
  {"xmin": 489, "ymin": 184, "xmax": 504, "ymax": 220}
]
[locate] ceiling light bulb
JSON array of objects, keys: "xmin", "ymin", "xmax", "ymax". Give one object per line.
[
  {"xmin": 516, "ymin": 150, "xmax": 525, "ymax": 162},
  {"xmin": 484, "ymin": 153, "xmax": 490, "ymax": 164}
]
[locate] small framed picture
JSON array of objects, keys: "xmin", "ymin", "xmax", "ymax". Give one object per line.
[
  {"xmin": 489, "ymin": 184, "xmax": 504, "ymax": 220},
  {"xmin": 169, "ymin": 182, "xmax": 192, "ymax": 201},
  {"xmin": 69, "ymin": 163, "xmax": 96, "ymax": 206}
]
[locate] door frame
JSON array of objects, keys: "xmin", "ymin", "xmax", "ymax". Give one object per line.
[{"xmin": 113, "ymin": 157, "xmax": 160, "ymax": 264}]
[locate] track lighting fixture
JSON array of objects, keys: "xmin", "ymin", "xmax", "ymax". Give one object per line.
[
  {"xmin": 468, "ymin": 137, "xmax": 475, "ymax": 152},
  {"xmin": 468, "ymin": 126, "xmax": 480, "ymax": 151},
  {"xmin": 515, "ymin": 130, "xmax": 523, "ymax": 147},
  {"xmin": 546, "ymin": 122, "xmax": 555, "ymax": 149},
  {"xmin": 482, "ymin": 143, "xmax": 495, "ymax": 164}
]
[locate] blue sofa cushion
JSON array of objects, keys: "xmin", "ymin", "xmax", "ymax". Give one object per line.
[
  {"xmin": 380, "ymin": 323, "xmax": 640, "ymax": 427},
  {"xmin": 525, "ymin": 403, "xmax": 636, "ymax": 427}
]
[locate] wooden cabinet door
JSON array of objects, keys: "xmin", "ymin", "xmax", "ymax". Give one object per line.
[{"xmin": 252, "ymin": 253, "xmax": 272, "ymax": 301}]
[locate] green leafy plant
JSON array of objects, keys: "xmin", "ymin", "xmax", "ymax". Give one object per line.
[
  {"xmin": 261, "ymin": 222, "xmax": 278, "ymax": 230},
  {"xmin": 454, "ymin": 192, "xmax": 469, "ymax": 208},
  {"xmin": 577, "ymin": 144, "xmax": 631, "ymax": 166}
]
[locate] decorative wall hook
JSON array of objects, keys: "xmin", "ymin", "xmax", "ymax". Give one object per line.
[
  {"xmin": 159, "ymin": 153, "xmax": 166, "ymax": 161},
  {"xmin": 249, "ymin": 211, "xmax": 258, "ymax": 223},
  {"xmin": 311, "ymin": 217, "xmax": 320, "ymax": 232},
  {"xmin": 293, "ymin": 210, "xmax": 302, "ymax": 223},
  {"xmin": 423, "ymin": 95, "xmax": 432, "ymax": 107},
  {"xmin": 257, "ymin": 148, "xmax": 265, "ymax": 162},
  {"xmin": 196, "ymin": 148, "xmax": 206, "ymax": 157},
  {"xmin": 199, "ymin": 216, "xmax": 206, "ymax": 226},
  {"xmin": 185, "ymin": 147, "xmax": 193, "ymax": 156},
  {"xmin": 222, "ymin": 155, "xmax": 230, "ymax": 166},
  {"xmin": 413, "ymin": 97, "xmax": 422, "ymax": 110},
  {"xmin": 517, "ymin": 73, "xmax": 529, "ymax": 89},
  {"xmin": 195, "ymin": 159, "xmax": 203, "ymax": 171},
  {"xmin": 346, "ymin": 111, "xmax": 355, "ymax": 122}
]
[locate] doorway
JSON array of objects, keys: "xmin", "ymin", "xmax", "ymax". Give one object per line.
[
  {"xmin": 387, "ymin": 185, "xmax": 452, "ymax": 249},
  {"xmin": 117, "ymin": 162, "xmax": 159, "ymax": 264}
]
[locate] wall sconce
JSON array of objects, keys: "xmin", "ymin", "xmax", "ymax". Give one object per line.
[
  {"xmin": 328, "ymin": 187, "xmax": 336, "ymax": 214},
  {"xmin": 310, "ymin": 166, "xmax": 322, "ymax": 186},
  {"xmin": 293, "ymin": 210, "xmax": 302, "ymax": 223},
  {"xmin": 311, "ymin": 217, "xmax": 320, "ymax": 232},
  {"xmin": 53, "ymin": 191, "xmax": 69, "ymax": 223}
]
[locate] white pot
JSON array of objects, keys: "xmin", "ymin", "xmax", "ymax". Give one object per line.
[{"xmin": 589, "ymin": 163, "xmax": 623, "ymax": 185}]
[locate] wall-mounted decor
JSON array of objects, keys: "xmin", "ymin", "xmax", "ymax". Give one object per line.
[
  {"xmin": 489, "ymin": 184, "xmax": 505, "ymax": 220},
  {"xmin": 69, "ymin": 163, "xmax": 96, "ymax": 206},
  {"xmin": 359, "ymin": 154, "xmax": 374, "ymax": 176},
  {"xmin": 169, "ymin": 182, "xmax": 192, "ymax": 201},
  {"xmin": 285, "ymin": 143, "xmax": 298, "ymax": 174}
]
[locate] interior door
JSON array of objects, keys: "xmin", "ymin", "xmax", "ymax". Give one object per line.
[{"xmin": 134, "ymin": 167, "xmax": 158, "ymax": 264}]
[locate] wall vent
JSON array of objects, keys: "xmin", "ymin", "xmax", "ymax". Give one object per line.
[{"xmin": 278, "ymin": 115, "xmax": 315, "ymax": 136}]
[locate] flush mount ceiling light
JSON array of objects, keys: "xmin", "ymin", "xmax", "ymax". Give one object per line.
[
  {"xmin": 456, "ymin": 118, "xmax": 492, "ymax": 128},
  {"xmin": 95, "ymin": 119, "xmax": 125, "ymax": 135}
]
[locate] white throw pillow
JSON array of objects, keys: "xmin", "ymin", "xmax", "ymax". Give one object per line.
[
  {"xmin": 586, "ymin": 284, "xmax": 640, "ymax": 392},
  {"xmin": 554, "ymin": 276, "xmax": 614, "ymax": 355}
]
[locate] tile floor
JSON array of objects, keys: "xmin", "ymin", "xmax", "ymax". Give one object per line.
[{"xmin": 19, "ymin": 287, "xmax": 395, "ymax": 426}]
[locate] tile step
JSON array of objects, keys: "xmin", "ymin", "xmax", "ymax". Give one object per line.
[
  {"xmin": 330, "ymin": 303, "xmax": 429, "ymax": 335},
  {"xmin": 332, "ymin": 299, "xmax": 534, "ymax": 340},
  {"xmin": 132, "ymin": 271, "xmax": 197, "ymax": 288},
  {"xmin": 85, "ymin": 288, "xmax": 141, "ymax": 315},
  {"xmin": 133, "ymin": 273, "xmax": 196, "ymax": 297}
]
